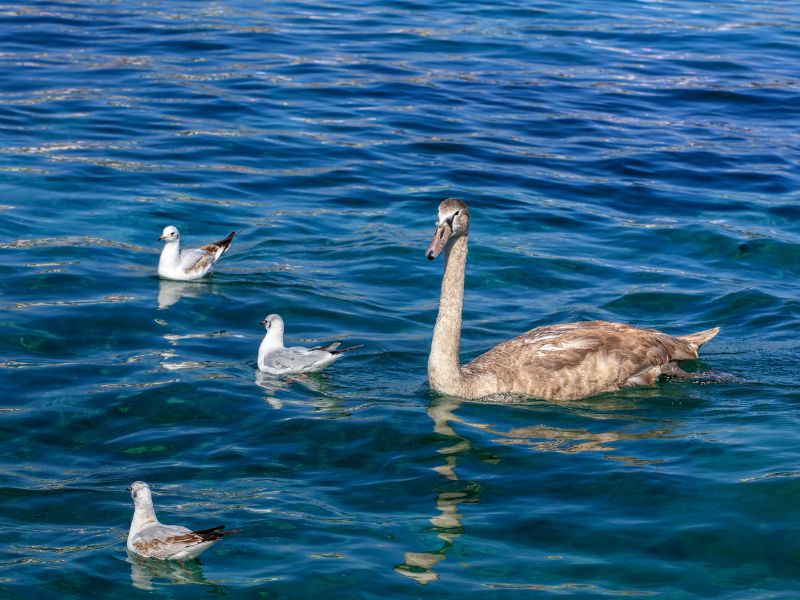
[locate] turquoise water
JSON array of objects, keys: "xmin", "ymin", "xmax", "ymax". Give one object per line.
[{"xmin": 1, "ymin": 0, "xmax": 799, "ymax": 597}]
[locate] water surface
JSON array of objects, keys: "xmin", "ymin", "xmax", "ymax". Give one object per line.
[{"xmin": 1, "ymin": 0, "xmax": 799, "ymax": 598}]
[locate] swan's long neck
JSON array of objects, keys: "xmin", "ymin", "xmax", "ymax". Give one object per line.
[
  {"xmin": 158, "ymin": 240, "xmax": 180, "ymax": 271},
  {"xmin": 428, "ymin": 234, "xmax": 468, "ymax": 395}
]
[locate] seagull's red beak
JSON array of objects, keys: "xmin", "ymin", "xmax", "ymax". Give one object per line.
[
  {"xmin": 260, "ymin": 319, "xmax": 267, "ymax": 326},
  {"xmin": 159, "ymin": 235, "xmax": 166, "ymax": 241}
]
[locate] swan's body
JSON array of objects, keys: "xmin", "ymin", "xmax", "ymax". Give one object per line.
[
  {"xmin": 426, "ymin": 198, "xmax": 719, "ymax": 401},
  {"xmin": 257, "ymin": 314, "xmax": 361, "ymax": 375},
  {"xmin": 127, "ymin": 481, "xmax": 235, "ymax": 561},
  {"xmin": 157, "ymin": 226, "xmax": 235, "ymax": 281}
]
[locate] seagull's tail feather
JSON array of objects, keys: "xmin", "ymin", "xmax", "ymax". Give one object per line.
[
  {"xmin": 202, "ymin": 231, "xmax": 236, "ymax": 259},
  {"xmin": 312, "ymin": 341, "xmax": 342, "ymax": 352},
  {"xmin": 311, "ymin": 341, "xmax": 362, "ymax": 354},
  {"xmin": 330, "ymin": 343, "xmax": 363, "ymax": 355},
  {"xmin": 192, "ymin": 525, "xmax": 240, "ymax": 542},
  {"xmin": 213, "ymin": 231, "xmax": 236, "ymax": 253}
]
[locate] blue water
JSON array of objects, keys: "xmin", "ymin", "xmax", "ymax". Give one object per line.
[{"xmin": 1, "ymin": 0, "xmax": 799, "ymax": 597}]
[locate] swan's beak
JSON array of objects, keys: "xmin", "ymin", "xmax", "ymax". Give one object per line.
[{"xmin": 426, "ymin": 221, "xmax": 452, "ymax": 260}]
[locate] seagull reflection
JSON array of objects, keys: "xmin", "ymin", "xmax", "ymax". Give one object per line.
[
  {"xmin": 127, "ymin": 551, "xmax": 218, "ymax": 591},
  {"xmin": 396, "ymin": 396, "xmax": 676, "ymax": 583},
  {"xmin": 157, "ymin": 279, "xmax": 219, "ymax": 309},
  {"xmin": 254, "ymin": 370, "xmax": 338, "ymax": 411}
]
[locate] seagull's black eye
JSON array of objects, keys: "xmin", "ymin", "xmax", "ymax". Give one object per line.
[{"xmin": 454, "ymin": 210, "xmax": 460, "ymax": 216}]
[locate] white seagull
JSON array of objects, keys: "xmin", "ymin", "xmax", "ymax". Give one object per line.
[
  {"xmin": 257, "ymin": 314, "xmax": 362, "ymax": 375},
  {"xmin": 127, "ymin": 481, "xmax": 236, "ymax": 561},
  {"xmin": 157, "ymin": 225, "xmax": 235, "ymax": 281}
]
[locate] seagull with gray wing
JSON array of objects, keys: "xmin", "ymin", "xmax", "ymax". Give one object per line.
[
  {"xmin": 127, "ymin": 481, "xmax": 236, "ymax": 561},
  {"xmin": 257, "ymin": 314, "xmax": 362, "ymax": 375},
  {"xmin": 157, "ymin": 225, "xmax": 235, "ymax": 281}
]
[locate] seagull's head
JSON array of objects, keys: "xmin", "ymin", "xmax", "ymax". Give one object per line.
[
  {"xmin": 260, "ymin": 313, "xmax": 284, "ymax": 335},
  {"xmin": 127, "ymin": 481, "xmax": 152, "ymax": 505},
  {"xmin": 159, "ymin": 226, "xmax": 180, "ymax": 243},
  {"xmin": 426, "ymin": 198, "xmax": 470, "ymax": 260}
]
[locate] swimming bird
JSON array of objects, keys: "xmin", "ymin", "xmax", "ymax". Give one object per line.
[
  {"xmin": 257, "ymin": 314, "xmax": 362, "ymax": 375},
  {"xmin": 157, "ymin": 226, "xmax": 235, "ymax": 281},
  {"xmin": 127, "ymin": 481, "xmax": 235, "ymax": 561},
  {"xmin": 425, "ymin": 198, "xmax": 720, "ymax": 401}
]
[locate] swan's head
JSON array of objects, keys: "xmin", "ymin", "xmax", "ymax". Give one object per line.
[
  {"xmin": 159, "ymin": 226, "xmax": 180, "ymax": 243},
  {"xmin": 426, "ymin": 198, "xmax": 470, "ymax": 260},
  {"xmin": 127, "ymin": 481, "xmax": 153, "ymax": 507},
  {"xmin": 260, "ymin": 313, "xmax": 284, "ymax": 334}
]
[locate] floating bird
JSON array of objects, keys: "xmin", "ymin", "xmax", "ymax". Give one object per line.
[
  {"xmin": 257, "ymin": 313, "xmax": 362, "ymax": 375},
  {"xmin": 157, "ymin": 225, "xmax": 235, "ymax": 281},
  {"xmin": 425, "ymin": 198, "xmax": 720, "ymax": 401},
  {"xmin": 127, "ymin": 481, "xmax": 236, "ymax": 561}
]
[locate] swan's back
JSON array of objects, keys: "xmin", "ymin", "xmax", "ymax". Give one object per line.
[{"xmin": 462, "ymin": 321, "xmax": 718, "ymax": 401}]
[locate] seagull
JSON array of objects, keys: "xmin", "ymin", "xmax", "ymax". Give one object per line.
[
  {"xmin": 127, "ymin": 481, "xmax": 236, "ymax": 561},
  {"xmin": 257, "ymin": 314, "xmax": 362, "ymax": 375},
  {"xmin": 157, "ymin": 225, "xmax": 235, "ymax": 281}
]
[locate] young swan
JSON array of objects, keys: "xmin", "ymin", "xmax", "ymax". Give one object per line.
[
  {"xmin": 127, "ymin": 481, "xmax": 235, "ymax": 561},
  {"xmin": 257, "ymin": 314, "xmax": 362, "ymax": 375},
  {"xmin": 157, "ymin": 225, "xmax": 235, "ymax": 281},
  {"xmin": 425, "ymin": 198, "xmax": 720, "ymax": 401}
]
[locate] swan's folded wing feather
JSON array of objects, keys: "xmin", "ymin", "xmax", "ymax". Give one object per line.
[{"xmin": 462, "ymin": 321, "xmax": 702, "ymax": 399}]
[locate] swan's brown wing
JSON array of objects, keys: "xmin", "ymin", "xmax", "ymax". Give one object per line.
[{"xmin": 462, "ymin": 321, "xmax": 708, "ymax": 400}]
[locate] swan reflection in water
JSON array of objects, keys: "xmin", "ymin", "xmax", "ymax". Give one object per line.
[
  {"xmin": 127, "ymin": 551, "xmax": 222, "ymax": 591},
  {"xmin": 395, "ymin": 394, "xmax": 677, "ymax": 584},
  {"xmin": 393, "ymin": 398, "xmax": 479, "ymax": 584},
  {"xmin": 157, "ymin": 279, "xmax": 221, "ymax": 310}
]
